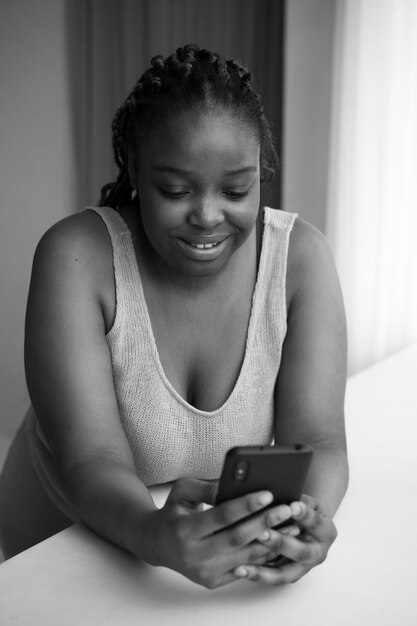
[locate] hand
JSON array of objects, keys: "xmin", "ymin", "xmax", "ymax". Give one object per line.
[
  {"xmin": 138, "ymin": 477, "xmax": 296, "ymax": 589},
  {"xmin": 233, "ymin": 494, "xmax": 338, "ymax": 585}
]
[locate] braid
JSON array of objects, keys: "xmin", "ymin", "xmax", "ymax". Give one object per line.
[
  {"xmin": 98, "ymin": 87, "xmax": 142, "ymax": 207},
  {"xmin": 99, "ymin": 44, "xmax": 279, "ymax": 208}
]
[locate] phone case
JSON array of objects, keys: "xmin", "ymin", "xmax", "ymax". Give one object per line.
[{"xmin": 216, "ymin": 444, "xmax": 313, "ymax": 506}]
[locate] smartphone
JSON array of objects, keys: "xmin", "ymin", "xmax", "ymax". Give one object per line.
[
  {"xmin": 216, "ymin": 444, "xmax": 313, "ymax": 507},
  {"xmin": 216, "ymin": 444, "xmax": 313, "ymax": 567}
]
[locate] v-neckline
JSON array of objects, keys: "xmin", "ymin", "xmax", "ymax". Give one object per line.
[{"xmin": 115, "ymin": 209, "xmax": 268, "ymax": 417}]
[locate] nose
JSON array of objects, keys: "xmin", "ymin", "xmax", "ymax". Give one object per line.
[{"xmin": 187, "ymin": 196, "xmax": 225, "ymax": 229}]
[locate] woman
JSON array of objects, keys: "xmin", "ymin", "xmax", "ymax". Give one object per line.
[{"xmin": 0, "ymin": 45, "xmax": 348, "ymax": 588}]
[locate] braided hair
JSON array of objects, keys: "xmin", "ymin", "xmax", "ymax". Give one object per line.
[{"xmin": 99, "ymin": 44, "xmax": 279, "ymax": 209}]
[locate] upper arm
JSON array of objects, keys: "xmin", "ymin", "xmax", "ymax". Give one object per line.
[
  {"xmin": 274, "ymin": 218, "xmax": 348, "ymax": 449},
  {"xmin": 24, "ymin": 212, "xmax": 135, "ymax": 480}
]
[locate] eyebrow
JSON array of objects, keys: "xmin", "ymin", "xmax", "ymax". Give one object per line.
[{"xmin": 150, "ymin": 165, "xmax": 257, "ymax": 176}]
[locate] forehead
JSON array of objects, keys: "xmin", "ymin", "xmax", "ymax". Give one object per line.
[{"xmin": 138, "ymin": 110, "xmax": 260, "ymax": 172}]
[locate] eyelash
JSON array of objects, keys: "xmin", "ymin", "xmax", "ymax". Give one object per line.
[
  {"xmin": 160, "ymin": 190, "xmax": 188, "ymax": 199},
  {"xmin": 225, "ymin": 191, "xmax": 250, "ymax": 200},
  {"xmin": 159, "ymin": 189, "xmax": 250, "ymax": 200}
]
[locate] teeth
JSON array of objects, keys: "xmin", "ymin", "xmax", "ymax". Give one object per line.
[{"xmin": 190, "ymin": 241, "xmax": 219, "ymax": 249}]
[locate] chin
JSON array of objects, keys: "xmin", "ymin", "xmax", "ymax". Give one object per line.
[{"xmin": 178, "ymin": 260, "xmax": 227, "ymax": 279}]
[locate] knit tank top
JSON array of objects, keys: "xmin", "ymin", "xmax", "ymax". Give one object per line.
[{"xmin": 83, "ymin": 206, "xmax": 297, "ymax": 486}]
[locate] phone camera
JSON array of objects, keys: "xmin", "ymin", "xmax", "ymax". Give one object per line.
[{"xmin": 234, "ymin": 461, "xmax": 249, "ymax": 483}]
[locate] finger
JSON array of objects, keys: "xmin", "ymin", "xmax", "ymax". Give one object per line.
[
  {"xmin": 205, "ymin": 502, "xmax": 293, "ymax": 551},
  {"xmin": 279, "ymin": 525, "xmax": 301, "ymax": 537},
  {"xmin": 193, "ymin": 490, "xmax": 275, "ymax": 537},
  {"xmin": 190, "ymin": 527, "xmax": 290, "ymax": 588},
  {"xmin": 234, "ymin": 561, "xmax": 310, "ymax": 585},
  {"xmin": 254, "ymin": 527, "xmax": 284, "ymax": 551},
  {"xmin": 301, "ymin": 493, "xmax": 331, "ymax": 517},
  {"xmin": 252, "ymin": 528, "xmax": 298, "ymax": 565},
  {"xmin": 269, "ymin": 533, "xmax": 323, "ymax": 565},
  {"xmin": 166, "ymin": 477, "xmax": 218, "ymax": 510},
  {"xmin": 240, "ymin": 536, "xmax": 283, "ymax": 566},
  {"xmin": 289, "ymin": 501, "xmax": 336, "ymax": 542},
  {"xmin": 255, "ymin": 525, "xmax": 301, "ymax": 545},
  {"xmin": 184, "ymin": 565, "xmax": 248, "ymax": 590},
  {"xmin": 210, "ymin": 512, "xmax": 294, "ymax": 567},
  {"xmin": 183, "ymin": 540, "xmax": 282, "ymax": 590},
  {"xmin": 246, "ymin": 542, "xmax": 286, "ymax": 567},
  {"xmin": 263, "ymin": 504, "xmax": 292, "ymax": 529},
  {"xmin": 194, "ymin": 528, "xmax": 286, "ymax": 580}
]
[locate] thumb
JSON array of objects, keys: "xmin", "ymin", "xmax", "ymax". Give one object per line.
[{"xmin": 166, "ymin": 477, "xmax": 219, "ymax": 510}]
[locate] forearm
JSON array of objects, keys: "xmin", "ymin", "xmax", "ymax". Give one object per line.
[
  {"xmin": 302, "ymin": 444, "xmax": 349, "ymax": 517},
  {"xmin": 62, "ymin": 459, "xmax": 158, "ymax": 558}
]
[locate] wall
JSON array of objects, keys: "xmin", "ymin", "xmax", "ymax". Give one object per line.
[
  {"xmin": 0, "ymin": 0, "xmax": 76, "ymax": 437},
  {"xmin": 282, "ymin": 0, "xmax": 336, "ymax": 232},
  {"xmin": 0, "ymin": 0, "xmax": 335, "ymax": 438}
]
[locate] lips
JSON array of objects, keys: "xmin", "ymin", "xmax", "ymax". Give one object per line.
[
  {"xmin": 184, "ymin": 240, "xmax": 222, "ymax": 250},
  {"xmin": 176, "ymin": 235, "xmax": 230, "ymax": 260},
  {"xmin": 178, "ymin": 234, "xmax": 229, "ymax": 247}
]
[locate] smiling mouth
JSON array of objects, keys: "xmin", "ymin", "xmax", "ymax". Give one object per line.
[
  {"xmin": 185, "ymin": 241, "xmax": 222, "ymax": 250},
  {"xmin": 176, "ymin": 236, "xmax": 229, "ymax": 260},
  {"xmin": 179, "ymin": 236, "xmax": 227, "ymax": 249}
]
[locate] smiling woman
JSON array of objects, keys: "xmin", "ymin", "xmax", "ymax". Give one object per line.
[
  {"xmin": 133, "ymin": 111, "xmax": 260, "ymax": 281},
  {"xmin": 0, "ymin": 45, "xmax": 348, "ymax": 590}
]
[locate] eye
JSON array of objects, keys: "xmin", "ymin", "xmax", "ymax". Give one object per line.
[
  {"xmin": 224, "ymin": 190, "xmax": 250, "ymax": 200},
  {"xmin": 159, "ymin": 188, "xmax": 189, "ymax": 199}
]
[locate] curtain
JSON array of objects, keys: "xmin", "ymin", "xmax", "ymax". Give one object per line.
[
  {"xmin": 326, "ymin": 0, "xmax": 417, "ymax": 374},
  {"xmin": 66, "ymin": 0, "xmax": 284, "ymax": 211}
]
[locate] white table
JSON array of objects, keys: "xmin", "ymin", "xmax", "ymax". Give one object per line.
[{"xmin": 1, "ymin": 344, "xmax": 416, "ymax": 625}]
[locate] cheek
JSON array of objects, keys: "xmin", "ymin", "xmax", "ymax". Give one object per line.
[
  {"xmin": 233, "ymin": 195, "xmax": 260, "ymax": 232},
  {"xmin": 139, "ymin": 199, "xmax": 178, "ymax": 249}
]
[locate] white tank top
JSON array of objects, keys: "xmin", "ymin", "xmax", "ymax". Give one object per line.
[{"xmin": 85, "ymin": 206, "xmax": 297, "ymax": 486}]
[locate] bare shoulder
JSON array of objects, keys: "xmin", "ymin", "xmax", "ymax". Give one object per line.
[
  {"xmin": 34, "ymin": 210, "xmax": 111, "ymax": 270},
  {"xmin": 286, "ymin": 216, "xmax": 339, "ymax": 308},
  {"xmin": 31, "ymin": 209, "xmax": 115, "ymax": 330}
]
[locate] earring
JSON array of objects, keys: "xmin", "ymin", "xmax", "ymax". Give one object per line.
[{"xmin": 131, "ymin": 189, "xmax": 138, "ymax": 201}]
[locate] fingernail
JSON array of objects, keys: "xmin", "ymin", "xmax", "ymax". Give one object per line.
[
  {"xmin": 235, "ymin": 566, "xmax": 248, "ymax": 578},
  {"xmin": 291, "ymin": 503, "xmax": 302, "ymax": 517},
  {"xmin": 259, "ymin": 492, "xmax": 274, "ymax": 507},
  {"xmin": 267, "ymin": 505, "xmax": 291, "ymax": 527},
  {"xmin": 258, "ymin": 530, "xmax": 270, "ymax": 542}
]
